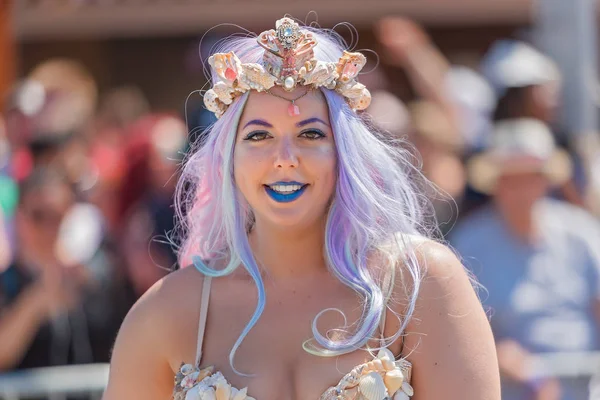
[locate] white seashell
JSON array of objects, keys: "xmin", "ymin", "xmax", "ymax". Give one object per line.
[
  {"xmin": 231, "ymin": 387, "xmax": 248, "ymax": 400},
  {"xmin": 358, "ymin": 372, "xmax": 388, "ymax": 400},
  {"xmin": 180, "ymin": 363, "xmax": 195, "ymax": 376},
  {"xmin": 377, "ymin": 348, "xmax": 395, "ymax": 362},
  {"xmin": 393, "ymin": 390, "xmax": 410, "ymax": 400},
  {"xmin": 381, "ymin": 358, "xmax": 395, "ymax": 371},
  {"xmin": 185, "ymin": 387, "xmax": 201, "ymax": 400},
  {"xmin": 401, "ymin": 382, "xmax": 414, "ymax": 396},
  {"xmin": 181, "ymin": 372, "xmax": 200, "ymax": 389},
  {"xmin": 383, "ymin": 369, "xmax": 404, "ymax": 395},
  {"xmin": 371, "ymin": 359, "xmax": 384, "ymax": 371},
  {"xmin": 198, "ymin": 387, "xmax": 216, "ymax": 400}
]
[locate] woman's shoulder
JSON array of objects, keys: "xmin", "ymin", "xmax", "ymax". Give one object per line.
[
  {"xmin": 386, "ymin": 233, "xmax": 464, "ymax": 277},
  {"xmin": 390, "ymin": 235, "xmax": 500, "ymax": 398},
  {"xmin": 119, "ymin": 266, "xmax": 205, "ymax": 343}
]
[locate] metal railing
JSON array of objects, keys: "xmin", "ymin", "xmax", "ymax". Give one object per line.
[{"xmin": 0, "ymin": 364, "xmax": 108, "ymax": 400}]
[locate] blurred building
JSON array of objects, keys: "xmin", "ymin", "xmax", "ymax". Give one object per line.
[{"xmin": 8, "ymin": 0, "xmax": 533, "ymax": 111}]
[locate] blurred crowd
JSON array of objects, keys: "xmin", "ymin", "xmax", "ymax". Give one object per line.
[
  {"xmin": 1, "ymin": 16, "xmax": 600, "ymax": 400},
  {"xmin": 0, "ymin": 57, "xmax": 189, "ymax": 381}
]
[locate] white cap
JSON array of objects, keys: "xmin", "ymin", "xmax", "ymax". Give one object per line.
[{"xmin": 481, "ymin": 40, "xmax": 561, "ymax": 96}]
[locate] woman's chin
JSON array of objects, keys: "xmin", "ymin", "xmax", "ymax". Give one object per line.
[{"xmin": 254, "ymin": 209, "xmax": 324, "ymax": 231}]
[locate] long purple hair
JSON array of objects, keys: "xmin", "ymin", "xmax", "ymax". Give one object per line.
[{"xmin": 174, "ymin": 24, "xmax": 434, "ymax": 375}]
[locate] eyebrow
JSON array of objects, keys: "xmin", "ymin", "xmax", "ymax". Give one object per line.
[
  {"xmin": 243, "ymin": 119, "xmax": 273, "ymax": 129},
  {"xmin": 296, "ymin": 117, "xmax": 329, "ymax": 128}
]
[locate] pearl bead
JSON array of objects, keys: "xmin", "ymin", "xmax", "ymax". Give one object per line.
[{"xmin": 284, "ymin": 76, "xmax": 295, "ymax": 90}]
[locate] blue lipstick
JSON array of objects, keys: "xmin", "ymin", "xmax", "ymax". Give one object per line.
[{"xmin": 264, "ymin": 181, "xmax": 307, "ymax": 203}]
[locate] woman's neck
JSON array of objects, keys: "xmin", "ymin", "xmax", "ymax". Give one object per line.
[{"xmin": 247, "ymin": 220, "xmax": 328, "ymax": 281}]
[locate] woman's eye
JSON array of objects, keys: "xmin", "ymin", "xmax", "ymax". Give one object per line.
[
  {"xmin": 300, "ymin": 129, "xmax": 326, "ymax": 140},
  {"xmin": 244, "ymin": 131, "xmax": 271, "ymax": 141}
]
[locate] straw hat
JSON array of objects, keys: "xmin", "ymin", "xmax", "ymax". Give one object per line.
[{"xmin": 467, "ymin": 118, "xmax": 572, "ymax": 194}]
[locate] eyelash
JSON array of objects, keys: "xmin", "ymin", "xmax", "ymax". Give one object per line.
[
  {"xmin": 243, "ymin": 131, "xmax": 271, "ymax": 141},
  {"xmin": 300, "ymin": 129, "xmax": 326, "ymax": 140},
  {"xmin": 243, "ymin": 129, "xmax": 326, "ymax": 141}
]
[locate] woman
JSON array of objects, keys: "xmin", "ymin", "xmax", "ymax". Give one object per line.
[{"xmin": 103, "ymin": 18, "xmax": 499, "ymax": 400}]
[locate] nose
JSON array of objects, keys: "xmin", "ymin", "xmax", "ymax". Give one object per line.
[{"xmin": 273, "ymin": 137, "xmax": 298, "ymax": 169}]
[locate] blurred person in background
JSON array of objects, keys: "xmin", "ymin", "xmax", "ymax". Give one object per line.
[
  {"xmin": 481, "ymin": 40, "xmax": 593, "ymax": 210},
  {"xmin": 374, "ymin": 18, "xmax": 475, "ymax": 235},
  {"xmin": 117, "ymin": 113, "xmax": 187, "ymax": 298},
  {"xmin": 87, "ymin": 86, "xmax": 150, "ymax": 233},
  {"xmin": 0, "ymin": 169, "xmax": 128, "ymax": 374},
  {"xmin": 0, "ymin": 209, "xmax": 10, "ymax": 272},
  {"xmin": 4, "ymin": 59, "xmax": 97, "ymax": 191},
  {"xmin": 0, "ymin": 114, "xmax": 17, "ymax": 262},
  {"xmin": 450, "ymin": 119, "xmax": 600, "ymax": 400},
  {"xmin": 376, "ymin": 17, "xmax": 463, "ymax": 149},
  {"xmin": 367, "ymin": 91, "xmax": 465, "ymax": 236}
]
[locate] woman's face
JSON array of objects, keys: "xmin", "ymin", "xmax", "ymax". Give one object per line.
[{"xmin": 234, "ymin": 88, "xmax": 336, "ymax": 230}]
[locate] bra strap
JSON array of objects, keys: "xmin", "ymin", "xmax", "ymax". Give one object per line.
[
  {"xmin": 379, "ymin": 269, "xmax": 394, "ymax": 345},
  {"xmin": 195, "ymin": 276, "xmax": 212, "ymax": 366}
]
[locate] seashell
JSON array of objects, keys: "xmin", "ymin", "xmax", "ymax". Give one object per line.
[
  {"xmin": 180, "ymin": 363, "xmax": 195, "ymax": 376},
  {"xmin": 343, "ymin": 386, "xmax": 360, "ymax": 399},
  {"xmin": 381, "ymin": 358, "xmax": 395, "ymax": 371},
  {"xmin": 371, "ymin": 359, "xmax": 384, "ymax": 371},
  {"xmin": 196, "ymin": 366, "xmax": 215, "ymax": 383},
  {"xmin": 241, "ymin": 63, "xmax": 276, "ymax": 91},
  {"xmin": 214, "ymin": 382, "xmax": 231, "ymax": 400},
  {"xmin": 377, "ymin": 348, "xmax": 395, "ymax": 362},
  {"xmin": 337, "ymin": 373, "xmax": 359, "ymax": 389},
  {"xmin": 231, "ymin": 387, "xmax": 248, "ymax": 400},
  {"xmin": 300, "ymin": 60, "xmax": 338, "ymax": 88},
  {"xmin": 335, "ymin": 51, "xmax": 367, "ymax": 83},
  {"xmin": 393, "ymin": 390, "xmax": 410, "ymax": 400},
  {"xmin": 185, "ymin": 387, "xmax": 201, "ymax": 400},
  {"xmin": 383, "ymin": 369, "xmax": 404, "ymax": 395},
  {"xmin": 181, "ymin": 372, "xmax": 200, "ymax": 389},
  {"xmin": 198, "ymin": 387, "xmax": 216, "ymax": 400},
  {"xmin": 365, "ymin": 361, "xmax": 376, "ymax": 372},
  {"xmin": 401, "ymin": 382, "xmax": 414, "ymax": 396},
  {"xmin": 358, "ymin": 372, "xmax": 388, "ymax": 400},
  {"xmin": 209, "ymin": 52, "xmax": 243, "ymax": 84},
  {"xmin": 319, "ymin": 387, "xmax": 339, "ymax": 400}
]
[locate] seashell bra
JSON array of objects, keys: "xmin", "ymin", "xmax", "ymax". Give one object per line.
[{"xmin": 172, "ymin": 277, "xmax": 414, "ymax": 400}]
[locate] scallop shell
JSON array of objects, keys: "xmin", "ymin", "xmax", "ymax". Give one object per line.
[
  {"xmin": 358, "ymin": 372, "xmax": 388, "ymax": 400},
  {"xmin": 383, "ymin": 369, "xmax": 404, "ymax": 395}
]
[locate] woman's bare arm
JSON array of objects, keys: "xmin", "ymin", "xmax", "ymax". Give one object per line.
[
  {"xmin": 0, "ymin": 284, "xmax": 47, "ymax": 370},
  {"xmin": 399, "ymin": 240, "xmax": 501, "ymax": 400},
  {"xmin": 103, "ymin": 283, "xmax": 174, "ymax": 400}
]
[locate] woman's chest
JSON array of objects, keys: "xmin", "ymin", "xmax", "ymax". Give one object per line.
[{"xmin": 168, "ymin": 283, "xmax": 384, "ymax": 399}]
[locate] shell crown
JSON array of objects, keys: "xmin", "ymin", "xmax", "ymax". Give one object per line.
[{"xmin": 203, "ymin": 17, "xmax": 371, "ymax": 118}]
